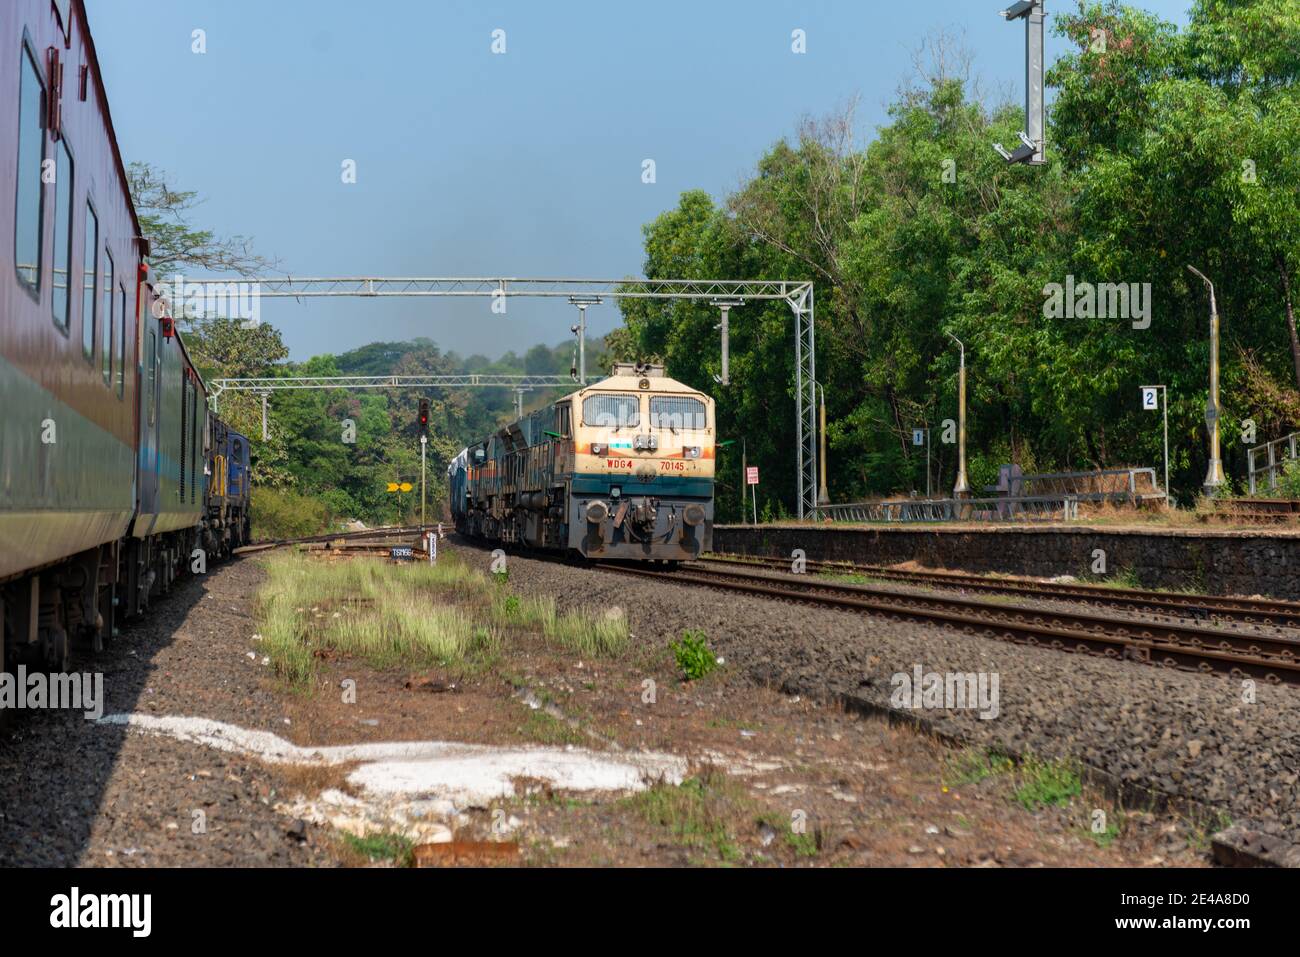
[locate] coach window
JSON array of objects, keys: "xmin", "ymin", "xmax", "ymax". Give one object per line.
[
  {"xmin": 102, "ymin": 250, "xmax": 114, "ymax": 385},
  {"xmin": 116, "ymin": 283, "xmax": 126, "ymax": 397},
  {"xmin": 582, "ymin": 394, "xmax": 640, "ymax": 429},
  {"xmin": 52, "ymin": 139, "xmax": 74, "ymax": 332},
  {"xmin": 82, "ymin": 202, "xmax": 98, "ymax": 360},
  {"xmin": 14, "ymin": 39, "xmax": 47, "ymax": 297}
]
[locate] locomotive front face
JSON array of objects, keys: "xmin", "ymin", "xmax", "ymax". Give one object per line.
[{"xmin": 568, "ymin": 381, "xmax": 715, "ymax": 560}]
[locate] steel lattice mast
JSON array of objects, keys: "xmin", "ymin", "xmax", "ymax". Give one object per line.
[{"xmin": 189, "ymin": 275, "xmax": 819, "ymax": 519}]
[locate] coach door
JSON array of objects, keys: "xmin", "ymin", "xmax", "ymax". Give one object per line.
[{"xmin": 142, "ymin": 326, "xmax": 161, "ymax": 511}]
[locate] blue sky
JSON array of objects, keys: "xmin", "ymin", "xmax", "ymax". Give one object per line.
[{"xmin": 86, "ymin": 0, "xmax": 1192, "ymax": 362}]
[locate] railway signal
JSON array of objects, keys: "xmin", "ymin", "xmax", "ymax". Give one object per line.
[{"xmin": 418, "ymin": 398, "xmax": 430, "ymax": 436}]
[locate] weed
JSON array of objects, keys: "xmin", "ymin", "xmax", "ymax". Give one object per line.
[
  {"xmin": 341, "ymin": 830, "xmax": 414, "ymax": 866},
  {"xmin": 670, "ymin": 629, "xmax": 717, "ymax": 681},
  {"xmin": 941, "ymin": 747, "xmax": 1014, "ymax": 790},
  {"xmin": 624, "ymin": 769, "xmax": 746, "ymax": 862},
  {"xmin": 1013, "ymin": 756, "xmax": 1082, "ymax": 810}
]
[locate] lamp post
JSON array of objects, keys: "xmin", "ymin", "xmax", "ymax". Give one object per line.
[
  {"xmin": 1187, "ymin": 266, "xmax": 1225, "ymax": 496},
  {"xmin": 817, "ymin": 383, "xmax": 829, "ymax": 507},
  {"xmin": 568, "ymin": 296, "xmax": 602, "ymax": 385},
  {"xmin": 948, "ymin": 333, "xmax": 970, "ymax": 497}
]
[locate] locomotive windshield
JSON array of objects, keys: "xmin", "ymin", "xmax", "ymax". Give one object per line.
[
  {"xmin": 583, "ymin": 394, "xmax": 640, "ymax": 429},
  {"xmin": 649, "ymin": 396, "xmax": 707, "ymax": 431}
]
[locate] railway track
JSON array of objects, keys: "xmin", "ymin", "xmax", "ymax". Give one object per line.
[
  {"xmin": 235, "ymin": 524, "xmax": 432, "ymax": 555},
  {"xmin": 596, "ymin": 560, "xmax": 1300, "ymax": 686},
  {"xmin": 698, "ymin": 553, "xmax": 1300, "ymax": 629}
]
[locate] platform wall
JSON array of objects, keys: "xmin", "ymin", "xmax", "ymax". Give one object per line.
[{"xmin": 714, "ymin": 524, "xmax": 1300, "ymax": 600}]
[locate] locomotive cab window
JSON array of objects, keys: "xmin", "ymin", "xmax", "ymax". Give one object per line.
[
  {"xmin": 82, "ymin": 202, "xmax": 98, "ymax": 360},
  {"xmin": 14, "ymin": 38, "xmax": 47, "ymax": 298},
  {"xmin": 582, "ymin": 394, "xmax": 640, "ymax": 429},
  {"xmin": 650, "ymin": 396, "xmax": 707, "ymax": 431},
  {"xmin": 52, "ymin": 139, "xmax": 74, "ymax": 332}
]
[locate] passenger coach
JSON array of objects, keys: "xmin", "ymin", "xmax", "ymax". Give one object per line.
[{"xmin": 1, "ymin": 0, "xmax": 242, "ymax": 676}]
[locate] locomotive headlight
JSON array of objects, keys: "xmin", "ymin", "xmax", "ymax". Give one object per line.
[
  {"xmin": 590, "ymin": 443, "xmax": 606, "ymax": 456},
  {"xmin": 682, "ymin": 446, "xmax": 701, "ymax": 459},
  {"xmin": 683, "ymin": 504, "xmax": 706, "ymax": 526},
  {"xmin": 586, "ymin": 500, "xmax": 609, "ymax": 524}
]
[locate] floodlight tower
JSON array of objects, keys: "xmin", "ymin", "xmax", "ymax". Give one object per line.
[
  {"xmin": 993, "ymin": 1, "xmax": 1047, "ymax": 166},
  {"xmin": 568, "ymin": 296, "xmax": 602, "ymax": 384}
]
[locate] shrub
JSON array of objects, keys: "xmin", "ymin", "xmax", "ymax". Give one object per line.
[{"xmin": 250, "ymin": 486, "xmax": 335, "ymax": 540}]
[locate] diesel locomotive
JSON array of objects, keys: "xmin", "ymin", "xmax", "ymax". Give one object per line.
[
  {"xmin": 1, "ymin": 0, "xmax": 250, "ymax": 676},
  {"xmin": 450, "ymin": 363, "xmax": 715, "ymax": 561}
]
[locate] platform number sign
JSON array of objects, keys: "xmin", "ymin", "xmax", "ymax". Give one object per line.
[
  {"xmin": 1141, "ymin": 387, "xmax": 1159, "ymax": 411},
  {"xmin": 746, "ymin": 466, "xmax": 759, "ymax": 486},
  {"xmin": 912, "ymin": 429, "xmax": 925, "ymax": 446}
]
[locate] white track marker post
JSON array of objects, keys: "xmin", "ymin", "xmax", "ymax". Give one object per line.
[
  {"xmin": 1142, "ymin": 385, "xmax": 1169, "ymax": 508},
  {"xmin": 913, "ymin": 427, "xmax": 931, "ymax": 498},
  {"xmin": 747, "ymin": 464, "xmax": 760, "ymax": 525}
]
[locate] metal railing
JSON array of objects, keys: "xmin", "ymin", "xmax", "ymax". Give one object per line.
[
  {"xmin": 985, "ymin": 467, "xmax": 1164, "ymax": 504},
  {"xmin": 1248, "ymin": 433, "xmax": 1299, "ymax": 494},
  {"xmin": 818, "ymin": 495, "xmax": 1079, "ymax": 524}
]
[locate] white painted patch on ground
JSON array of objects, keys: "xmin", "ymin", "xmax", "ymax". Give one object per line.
[{"xmin": 99, "ymin": 713, "xmax": 686, "ymax": 813}]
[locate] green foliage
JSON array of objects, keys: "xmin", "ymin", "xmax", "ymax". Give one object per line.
[
  {"xmin": 615, "ymin": 2, "xmax": 1300, "ymax": 514},
  {"xmin": 250, "ymin": 486, "xmax": 334, "ymax": 540},
  {"xmin": 670, "ymin": 629, "xmax": 718, "ymax": 681},
  {"xmin": 1277, "ymin": 456, "xmax": 1300, "ymax": 497}
]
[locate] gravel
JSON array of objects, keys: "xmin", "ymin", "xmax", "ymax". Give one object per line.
[
  {"xmin": 466, "ymin": 540, "xmax": 1300, "ymax": 840},
  {"xmin": 0, "ymin": 558, "xmax": 335, "ymax": 867}
]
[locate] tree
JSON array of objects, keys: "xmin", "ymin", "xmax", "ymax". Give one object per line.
[{"xmin": 128, "ymin": 161, "xmax": 277, "ymax": 279}]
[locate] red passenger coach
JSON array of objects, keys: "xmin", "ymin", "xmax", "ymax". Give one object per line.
[{"xmin": 1, "ymin": 1, "xmax": 210, "ymax": 676}]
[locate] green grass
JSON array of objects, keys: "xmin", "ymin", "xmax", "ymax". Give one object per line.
[
  {"xmin": 1013, "ymin": 756, "xmax": 1083, "ymax": 810},
  {"xmin": 786, "ymin": 831, "xmax": 819, "ymax": 857},
  {"xmin": 1101, "ymin": 568, "xmax": 1143, "ymax": 589},
  {"xmin": 544, "ymin": 607, "xmax": 629, "ymax": 657},
  {"xmin": 255, "ymin": 551, "xmax": 622, "ymax": 688},
  {"xmin": 669, "ymin": 629, "xmax": 718, "ymax": 681},
  {"xmin": 517, "ymin": 708, "xmax": 588, "ymax": 746},
  {"xmin": 623, "ymin": 770, "xmax": 747, "ymax": 863},
  {"xmin": 340, "ymin": 830, "xmax": 415, "ymax": 866},
  {"xmin": 941, "ymin": 748, "xmax": 1014, "ymax": 790},
  {"xmin": 1087, "ymin": 812, "xmax": 1124, "ymax": 848}
]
